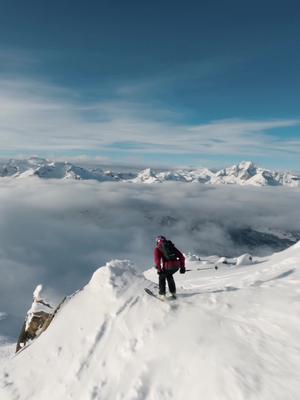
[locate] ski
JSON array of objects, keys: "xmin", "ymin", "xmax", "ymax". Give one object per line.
[
  {"xmin": 144, "ymin": 288, "xmax": 176, "ymax": 302},
  {"xmin": 144, "ymin": 288, "xmax": 164, "ymax": 301}
]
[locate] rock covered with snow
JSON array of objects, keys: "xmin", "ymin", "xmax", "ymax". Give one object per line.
[
  {"xmin": 25, "ymin": 285, "xmax": 53, "ymax": 328},
  {"xmin": 235, "ymin": 253, "xmax": 253, "ymax": 266},
  {"xmin": 16, "ymin": 285, "xmax": 54, "ymax": 352},
  {"xmin": 185, "ymin": 253, "xmax": 201, "ymax": 261},
  {"xmin": 218, "ymin": 256, "xmax": 228, "ymax": 264},
  {"xmin": 88, "ymin": 259, "xmax": 139, "ymax": 296}
]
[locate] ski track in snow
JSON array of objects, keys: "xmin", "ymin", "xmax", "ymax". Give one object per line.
[{"xmin": 0, "ymin": 250, "xmax": 300, "ymax": 400}]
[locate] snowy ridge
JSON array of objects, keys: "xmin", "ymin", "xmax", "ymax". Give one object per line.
[
  {"xmin": 0, "ymin": 157, "xmax": 116, "ymax": 181},
  {"xmin": 1, "ymin": 245, "xmax": 300, "ymax": 399},
  {"xmin": 0, "ymin": 158, "xmax": 299, "ymax": 186}
]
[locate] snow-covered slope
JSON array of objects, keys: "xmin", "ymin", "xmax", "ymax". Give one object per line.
[
  {"xmin": 210, "ymin": 161, "xmax": 300, "ymax": 186},
  {"xmin": 0, "ymin": 158, "xmax": 299, "ymax": 187},
  {"xmin": 0, "ymin": 157, "xmax": 117, "ymax": 181},
  {"xmin": 1, "ymin": 244, "xmax": 300, "ymax": 400},
  {"xmin": 0, "ymin": 314, "xmax": 14, "ymax": 370},
  {"xmin": 131, "ymin": 167, "xmax": 214, "ymax": 184}
]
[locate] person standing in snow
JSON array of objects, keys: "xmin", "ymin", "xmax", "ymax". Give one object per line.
[{"xmin": 154, "ymin": 235, "xmax": 185, "ymax": 299}]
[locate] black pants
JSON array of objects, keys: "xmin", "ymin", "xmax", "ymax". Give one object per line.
[{"xmin": 159, "ymin": 268, "xmax": 179, "ymax": 295}]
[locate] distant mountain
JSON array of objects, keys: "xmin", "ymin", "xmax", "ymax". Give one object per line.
[
  {"xmin": 0, "ymin": 158, "xmax": 299, "ymax": 187},
  {"xmin": 210, "ymin": 161, "xmax": 300, "ymax": 186},
  {"xmin": 132, "ymin": 167, "xmax": 214, "ymax": 184},
  {"xmin": 0, "ymin": 157, "xmax": 118, "ymax": 181},
  {"xmin": 133, "ymin": 161, "xmax": 300, "ymax": 186}
]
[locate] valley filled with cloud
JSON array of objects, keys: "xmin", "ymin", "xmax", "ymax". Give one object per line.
[{"xmin": 1, "ymin": 178, "xmax": 299, "ymax": 340}]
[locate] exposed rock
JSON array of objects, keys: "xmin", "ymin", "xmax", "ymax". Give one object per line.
[{"xmin": 16, "ymin": 285, "xmax": 54, "ymax": 353}]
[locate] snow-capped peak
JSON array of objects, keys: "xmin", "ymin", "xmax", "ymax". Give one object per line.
[
  {"xmin": 214, "ymin": 160, "xmax": 257, "ymax": 181},
  {"xmin": 132, "ymin": 168, "xmax": 159, "ymax": 183},
  {"xmin": 0, "ymin": 158, "xmax": 299, "ymax": 187}
]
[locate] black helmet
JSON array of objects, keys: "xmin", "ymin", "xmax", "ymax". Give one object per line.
[{"xmin": 156, "ymin": 235, "xmax": 166, "ymax": 244}]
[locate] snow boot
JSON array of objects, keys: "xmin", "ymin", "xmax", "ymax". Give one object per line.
[{"xmin": 158, "ymin": 294, "xmax": 167, "ymax": 300}]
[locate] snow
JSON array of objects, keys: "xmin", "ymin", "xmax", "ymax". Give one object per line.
[
  {"xmin": 0, "ymin": 244, "xmax": 300, "ymax": 399},
  {"xmin": 1, "ymin": 158, "xmax": 299, "ymax": 187},
  {"xmin": 25, "ymin": 285, "xmax": 54, "ymax": 331},
  {"xmin": 0, "ymin": 314, "xmax": 14, "ymax": 369},
  {"xmin": 235, "ymin": 253, "xmax": 253, "ymax": 266},
  {"xmin": 0, "ymin": 158, "xmax": 114, "ymax": 182},
  {"xmin": 33, "ymin": 284, "xmax": 43, "ymax": 301}
]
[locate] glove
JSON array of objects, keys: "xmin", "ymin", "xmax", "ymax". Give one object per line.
[
  {"xmin": 180, "ymin": 267, "xmax": 186, "ymax": 274},
  {"xmin": 154, "ymin": 265, "xmax": 162, "ymax": 275}
]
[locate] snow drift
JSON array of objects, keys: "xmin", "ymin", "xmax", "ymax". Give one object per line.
[{"xmin": 1, "ymin": 243, "xmax": 300, "ymax": 400}]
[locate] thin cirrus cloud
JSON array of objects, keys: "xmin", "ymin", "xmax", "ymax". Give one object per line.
[{"xmin": 0, "ymin": 78, "xmax": 300, "ymax": 161}]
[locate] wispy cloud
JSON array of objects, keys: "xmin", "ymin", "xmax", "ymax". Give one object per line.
[
  {"xmin": 0, "ymin": 78, "xmax": 299, "ymax": 163},
  {"xmin": 0, "ymin": 49, "xmax": 39, "ymax": 71}
]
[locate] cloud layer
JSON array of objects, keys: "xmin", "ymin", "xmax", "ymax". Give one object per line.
[
  {"xmin": 1, "ymin": 179, "xmax": 300, "ymax": 339},
  {"xmin": 1, "ymin": 78, "xmax": 300, "ymax": 165}
]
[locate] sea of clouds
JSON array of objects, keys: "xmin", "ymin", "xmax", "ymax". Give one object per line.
[{"xmin": 0, "ymin": 178, "xmax": 300, "ymax": 339}]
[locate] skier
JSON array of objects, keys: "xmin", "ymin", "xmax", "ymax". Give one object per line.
[{"xmin": 154, "ymin": 235, "xmax": 185, "ymax": 299}]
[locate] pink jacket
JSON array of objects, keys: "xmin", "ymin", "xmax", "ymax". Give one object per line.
[{"xmin": 154, "ymin": 243, "xmax": 185, "ymax": 273}]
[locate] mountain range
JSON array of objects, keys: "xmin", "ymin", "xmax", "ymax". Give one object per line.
[{"xmin": 0, "ymin": 158, "xmax": 299, "ymax": 187}]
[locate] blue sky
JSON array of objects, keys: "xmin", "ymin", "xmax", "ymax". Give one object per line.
[{"xmin": 0, "ymin": 0, "xmax": 299, "ymax": 170}]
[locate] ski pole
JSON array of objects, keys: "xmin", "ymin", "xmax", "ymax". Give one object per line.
[{"xmin": 185, "ymin": 265, "xmax": 218, "ymax": 272}]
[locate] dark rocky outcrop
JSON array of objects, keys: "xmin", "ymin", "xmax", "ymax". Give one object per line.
[{"xmin": 16, "ymin": 285, "xmax": 54, "ymax": 353}]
